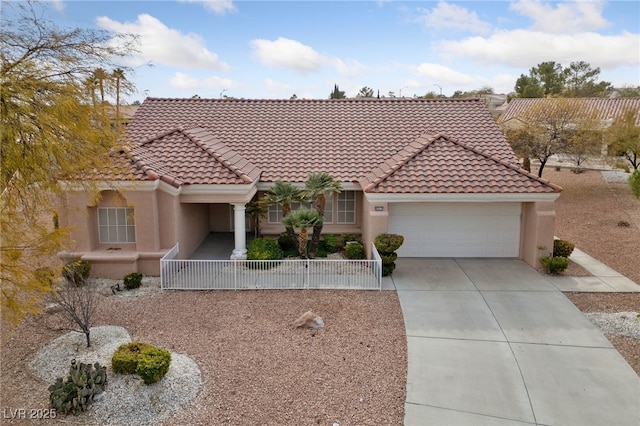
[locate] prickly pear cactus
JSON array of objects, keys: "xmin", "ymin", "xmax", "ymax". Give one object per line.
[{"xmin": 48, "ymin": 361, "xmax": 108, "ymax": 415}]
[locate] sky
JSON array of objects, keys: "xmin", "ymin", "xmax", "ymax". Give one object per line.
[{"xmin": 9, "ymin": 0, "xmax": 640, "ymax": 101}]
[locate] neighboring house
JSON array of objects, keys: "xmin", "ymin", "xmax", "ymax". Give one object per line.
[
  {"xmin": 58, "ymin": 98, "xmax": 561, "ymax": 278},
  {"xmin": 498, "ymin": 98, "xmax": 640, "ymax": 130}
]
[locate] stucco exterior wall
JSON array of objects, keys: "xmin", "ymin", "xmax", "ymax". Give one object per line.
[
  {"xmin": 361, "ymin": 197, "xmax": 389, "ymax": 259},
  {"xmin": 175, "ymin": 202, "xmax": 210, "ymax": 259},
  {"xmin": 520, "ymin": 201, "xmax": 556, "ymax": 268}
]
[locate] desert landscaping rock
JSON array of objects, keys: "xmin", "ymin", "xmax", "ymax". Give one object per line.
[
  {"xmin": 28, "ymin": 326, "xmax": 202, "ymax": 425},
  {"xmin": 293, "ymin": 310, "xmax": 325, "ymax": 329}
]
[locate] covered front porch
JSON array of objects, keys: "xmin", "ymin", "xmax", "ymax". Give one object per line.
[{"xmin": 190, "ymin": 232, "xmax": 255, "ymax": 260}]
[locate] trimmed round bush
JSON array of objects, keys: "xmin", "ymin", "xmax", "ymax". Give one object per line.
[
  {"xmin": 136, "ymin": 347, "xmax": 171, "ymax": 385},
  {"xmin": 540, "ymin": 256, "xmax": 569, "ymax": 274},
  {"xmin": 247, "ymin": 238, "xmax": 283, "ymax": 261},
  {"xmin": 345, "ymin": 241, "xmax": 364, "ymax": 259},
  {"xmin": 322, "ymin": 234, "xmax": 339, "ymax": 253},
  {"xmin": 374, "ymin": 234, "xmax": 405, "ymax": 253},
  {"xmin": 112, "ymin": 342, "xmax": 155, "ymax": 375},
  {"xmin": 553, "ymin": 239, "xmax": 575, "ymax": 258},
  {"xmin": 123, "ymin": 272, "xmax": 143, "ymax": 290}
]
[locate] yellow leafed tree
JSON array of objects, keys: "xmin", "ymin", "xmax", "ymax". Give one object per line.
[{"xmin": 1, "ymin": 1, "xmax": 137, "ymax": 325}]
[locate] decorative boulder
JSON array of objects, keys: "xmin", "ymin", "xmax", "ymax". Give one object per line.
[{"xmin": 293, "ymin": 311, "xmax": 324, "ymax": 329}]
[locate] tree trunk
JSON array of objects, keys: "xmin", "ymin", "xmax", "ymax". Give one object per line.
[
  {"xmin": 283, "ymin": 204, "xmax": 298, "ymax": 249},
  {"xmin": 298, "ymin": 228, "xmax": 308, "ymax": 258},
  {"xmin": 309, "ymin": 225, "xmax": 322, "ymax": 258},
  {"xmin": 84, "ymin": 328, "xmax": 91, "ymax": 348},
  {"xmin": 538, "ymin": 158, "xmax": 548, "ymax": 178}
]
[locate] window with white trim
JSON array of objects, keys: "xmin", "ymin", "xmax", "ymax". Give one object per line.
[
  {"xmin": 98, "ymin": 207, "xmax": 136, "ymax": 243},
  {"xmin": 336, "ymin": 191, "xmax": 356, "ymax": 224},
  {"xmin": 265, "ymin": 191, "xmax": 352, "ymax": 224}
]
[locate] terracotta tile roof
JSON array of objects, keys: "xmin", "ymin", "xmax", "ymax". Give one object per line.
[
  {"xmin": 99, "ymin": 127, "xmax": 261, "ymax": 187},
  {"xmin": 99, "ymin": 97, "xmax": 559, "ymax": 194},
  {"xmin": 360, "ymin": 133, "xmax": 561, "ymax": 194},
  {"xmin": 498, "ymin": 98, "xmax": 640, "ymax": 125}
]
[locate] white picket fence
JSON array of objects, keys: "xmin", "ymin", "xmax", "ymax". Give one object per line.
[{"xmin": 160, "ymin": 243, "xmax": 382, "ymax": 290}]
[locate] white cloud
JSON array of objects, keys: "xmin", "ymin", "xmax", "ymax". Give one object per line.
[
  {"xmin": 178, "ymin": 0, "xmax": 236, "ymax": 15},
  {"xmin": 96, "ymin": 14, "xmax": 230, "ymax": 71},
  {"xmin": 332, "ymin": 58, "xmax": 367, "ymax": 79},
  {"xmin": 169, "ymin": 72, "xmax": 235, "ymax": 91},
  {"xmin": 250, "ymin": 37, "xmax": 364, "ymax": 78},
  {"xmin": 250, "ymin": 37, "xmax": 326, "ymax": 74},
  {"xmin": 412, "ymin": 63, "xmax": 477, "ymax": 86},
  {"xmin": 438, "ymin": 30, "xmax": 639, "ymax": 68},
  {"xmin": 510, "ymin": 0, "xmax": 610, "ymax": 34},
  {"xmin": 417, "ymin": 1, "xmax": 492, "ymax": 34}
]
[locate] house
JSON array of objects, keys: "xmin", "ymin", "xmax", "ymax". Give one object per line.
[
  {"xmin": 58, "ymin": 98, "xmax": 561, "ymax": 279},
  {"xmin": 498, "ymin": 98, "xmax": 640, "ymax": 130}
]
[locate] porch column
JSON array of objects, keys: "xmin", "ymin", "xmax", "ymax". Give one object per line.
[{"xmin": 231, "ymin": 203, "xmax": 247, "ymax": 259}]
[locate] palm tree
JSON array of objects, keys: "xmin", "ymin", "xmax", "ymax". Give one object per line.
[
  {"xmin": 261, "ymin": 181, "xmax": 305, "ymax": 246},
  {"xmin": 303, "ymin": 173, "xmax": 342, "ymax": 258},
  {"xmin": 112, "ymin": 68, "xmax": 125, "ymax": 129},
  {"xmin": 93, "ymin": 68, "xmax": 109, "ymax": 104},
  {"xmin": 282, "ymin": 209, "xmax": 322, "ymax": 259}
]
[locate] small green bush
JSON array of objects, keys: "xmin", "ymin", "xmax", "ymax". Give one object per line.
[
  {"xmin": 382, "ymin": 263, "xmax": 396, "ymax": 276},
  {"xmin": 136, "ymin": 347, "xmax": 171, "ymax": 385},
  {"xmin": 553, "ymin": 239, "xmax": 575, "ymax": 258},
  {"xmin": 112, "ymin": 342, "xmax": 171, "ymax": 385},
  {"xmin": 62, "ymin": 260, "xmax": 91, "ymax": 285},
  {"xmin": 322, "ymin": 234, "xmax": 339, "ymax": 253},
  {"xmin": 629, "ymin": 170, "xmax": 640, "ymax": 200},
  {"xmin": 49, "ymin": 362, "xmax": 107, "ymax": 415},
  {"xmin": 112, "ymin": 342, "xmax": 155, "ymax": 375},
  {"xmin": 540, "ymin": 256, "xmax": 569, "ymax": 274},
  {"xmin": 339, "ymin": 233, "xmax": 361, "ymax": 249},
  {"xmin": 345, "ymin": 241, "xmax": 364, "ymax": 259},
  {"xmin": 283, "ymin": 248, "xmax": 299, "ymax": 258},
  {"xmin": 278, "ymin": 232, "xmax": 296, "ymax": 251},
  {"xmin": 123, "ymin": 272, "xmax": 143, "ymax": 290},
  {"xmin": 374, "ymin": 234, "xmax": 405, "ymax": 253},
  {"xmin": 315, "ymin": 246, "xmax": 328, "ymax": 258},
  {"xmin": 247, "ymin": 238, "xmax": 283, "ymax": 261}
]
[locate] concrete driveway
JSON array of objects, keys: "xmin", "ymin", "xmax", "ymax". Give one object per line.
[{"xmin": 386, "ymin": 258, "xmax": 640, "ymax": 426}]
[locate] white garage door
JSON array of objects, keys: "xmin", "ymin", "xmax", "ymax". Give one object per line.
[{"xmin": 388, "ymin": 202, "xmax": 521, "ymax": 257}]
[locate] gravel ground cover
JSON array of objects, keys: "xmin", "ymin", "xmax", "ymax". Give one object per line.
[
  {"xmin": 549, "ymin": 167, "xmax": 640, "ymax": 377},
  {"xmin": 1, "ymin": 283, "xmax": 407, "ymax": 425}
]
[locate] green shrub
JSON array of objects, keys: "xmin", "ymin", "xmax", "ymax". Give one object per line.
[
  {"xmin": 123, "ymin": 272, "xmax": 143, "ymax": 290},
  {"xmin": 345, "ymin": 241, "xmax": 364, "ymax": 259},
  {"xmin": 62, "ymin": 260, "xmax": 91, "ymax": 285},
  {"xmin": 112, "ymin": 342, "xmax": 171, "ymax": 385},
  {"xmin": 374, "ymin": 233, "xmax": 404, "ymax": 276},
  {"xmin": 339, "ymin": 233, "xmax": 361, "ymax": 249},
  {"xmin": 380, "ymin": 253, "xmax": 398, "ymax": 264},
  {"xmin": 630, "ymin": 170, "xmax": 640, "ymax": 200},
  {"xmin": 49, "ymin": 362, "xmax": 107, "ymax": 415},
  {"xmin": 540, "ymin": 256, "xmax": 569, "ymax": 274},
  {"xmin": 315, "ymin": 246, "xmax": 328, "ymax": 258},
  {"xmin": 283, "ymin": 248, "xmax": 299, "ymax": 258},
  {"xmin": 247, "ymin": 238, "xmax": 283, "ymax": 261},
  {"xmin": 322, "ymin": 234, "xmax": 339, "ymax": 253},
  {"xmin": 553, "ymin": 239, "xmax": 575, "ymax": 258},
  {"xmin": 112, "ymin": 342, "xmax": 155, "ymax": 375},
  {"xmin": 278, "ymin": 232, "xmax": 296, "ymax": 251},
  {"xmin": 374, "ymin": 234, "xmax": 405, "ymax": 253},
  {"xmin": 382, "ymin": 263, "xmax": 396, "ymax": 276},
  {"xmin": 136, "ymin": 347, "xmax": 171, "ymax": 385}
]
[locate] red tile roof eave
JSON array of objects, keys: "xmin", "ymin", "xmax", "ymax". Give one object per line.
[{"xmin": 361, "ymin": 133, "xmax": 561, "ymax": 194}]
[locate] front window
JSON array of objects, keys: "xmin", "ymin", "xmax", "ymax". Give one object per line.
[
  {"xmin": 265, "ymin": 191, "xmax": 353, "ymax": 224},
  {"xmin": 337, "ymin": 191, "xmax": 356, "ymax": 224},
  {"xmin": 98, "ymin": 207, "xmax": 135, "ymax": 243}
]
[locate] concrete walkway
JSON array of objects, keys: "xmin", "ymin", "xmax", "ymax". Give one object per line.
[{"xmin": 384, "ymin": 258, "xmax": 640, "ymax": 426}]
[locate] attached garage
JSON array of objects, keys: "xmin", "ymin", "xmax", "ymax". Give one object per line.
[{"xmin": 388, "ymin": 202, "xmax": 522, "ymax": 258}]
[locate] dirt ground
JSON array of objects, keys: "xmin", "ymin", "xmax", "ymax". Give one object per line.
[{"xmin": 547, "ymin": 167, "xmax": 640, "ymax": 376}]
